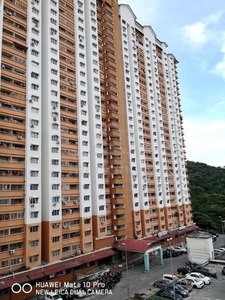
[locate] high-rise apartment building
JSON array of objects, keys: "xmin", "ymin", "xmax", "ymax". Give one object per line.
[{"xmin": 0, "ymin": 0, "xmax": 194, "ymax": 295}]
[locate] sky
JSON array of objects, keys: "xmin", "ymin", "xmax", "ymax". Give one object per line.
[{"xmin": 118, "ymin": 0, "xmax": 225, "ymax": 167}]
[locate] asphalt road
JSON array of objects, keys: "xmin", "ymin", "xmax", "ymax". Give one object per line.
[{"xmin": 86, "ymin": 235, "xmax": 225, "ymax": 300}]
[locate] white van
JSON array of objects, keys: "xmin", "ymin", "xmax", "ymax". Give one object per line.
[{"xmin": 45, "ymin": 291, "xmax": 63, "ymax": 300}]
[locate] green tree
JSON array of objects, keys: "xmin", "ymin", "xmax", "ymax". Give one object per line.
[{"xmin": 187, "ymin": 161, "xmax": 225, "ymax": 232}]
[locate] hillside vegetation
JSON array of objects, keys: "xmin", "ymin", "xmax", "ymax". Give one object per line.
[{"xmin": 187, "ymin": 161, "xmax": 225, "ymax": 232}]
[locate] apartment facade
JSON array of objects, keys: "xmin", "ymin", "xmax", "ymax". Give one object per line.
[{"xmin": 0, "ymin": 0, "xmax": 193, "ymax": 290}]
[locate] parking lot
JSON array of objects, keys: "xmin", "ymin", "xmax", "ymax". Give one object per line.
[
  {"xmin": 183, "ymin": 263, "xmax": 225, "ymax": 300},
  {"xmin": 86, "ymin": 253, "xmax": 225, "ymax": 300}
]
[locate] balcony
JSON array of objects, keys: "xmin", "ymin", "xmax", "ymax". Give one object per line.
[
  {"xmin": 0, "ymin": 176, "xmax": 25, "ymax": 184},
  {"xmin": 0, "ymin": 160, "xmax": 25, "ymax": 170},
  {"xmin": 113, "ymin": 218, "xmax": 126, "ymax": 226},
  {"xmin": 0, "ymin": 145, "xmax": 25, "ymax": 157},
  {"xmin": 1, "ymin": 80, "xmax": 26, "ymax": 95}
]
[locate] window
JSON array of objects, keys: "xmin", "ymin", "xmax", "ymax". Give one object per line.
[
  {"xmin": 51, "ymin": 79, "xmax": 57, "ymax": 86},
  {"xmin": 30, "ymin": 226, "xmax": 38, "ymax": 232},
  {"xmin": 52, "ymin": 236, "xmax": 60, "ymax": 242},
  {"xmin": 51, "ymin": 68, "xmax": 58, "ymax": 75},
  {"xmin": 52, "ymin": 184, "xmax": 59, "ymax": 190},
  {"xmin": 85, "ymin": 242, "xmax": 92, "ymax": 248},
  {"xmin": 31, "ymin": 60, "xmax": 39, "ymax": 67},
  {"xmin": 84, "ymin": 207, "xmax": 90, "ymax": 213},
  {"xmin": 52, "ymin": 123, "xmax": 59, "ymax": 130},
  {"xmin": 30, "ymin": 197, "xmax": 38, "ymax": 204},
  {"xmin": 50, "ymin": 18, "xmax": 57, "ymax": 25},
  {"xmin": 51, "ymin": 90, "xmax": 58, "ymax": 96},
  {"xmin": 51, "ymin": 58, "xmax": 57, "ymax": 65},
  {"xmin": 0, "ymin": 199, "xmax": 9, "ymax": 205},
  {"xmin": 11, "ymin": 227, "xmax": 24, "ymax": 234},
  {"xmin": 0, "ymin": 229, "xmax": 9, "ymax": 236},
  {"xmin": 51, "ymin": 9, "xmax": 57, "ymax": 15},
  {"xmin": 29, "ymin": 255, "xmax": 38, "ymax": 262},
  {"xmin": 52, "ymin": 210, "xmax": 60, "ymax": 216},
  {"xmin": 31, "ymin": 50, "xmax": 39, "ymax": 57},
  {"xmin": 31, "ymin": 84, "xmax": 39, "ymax": 90},
  {"xmin": 31, "ymin": 107, "xmax": 39, "ymax": 114},
  {"xmin": 30, "ymin": 171, "xmax": 38, "ymax": 177},
  {"xmin": 31, "ymin": 132, "xmax": 39, "ymax": 138},
  {"xmin": 52, "ymin": 172, "xmax": 59, "ymax": 178},
  {"xmin": 31, "ymin": 95, "xmax": 39, "ymax": 102},
  {"xmin": 85, "ymin": 230, "xmax": 91, "ymax": 236},
  {"xmin": 52, "ymin": 196, "xmax": 59, "ymax": 203},
  {"xmin": 30, "ymin": 157, "xmax": 39, "ymax": 163},
  {"xmin": 30, "ymin": 240, "xmax": 39, "ymax": 247},
  {"xmin": 52, "ymin": 159, "xmax": 59, "ymax": 165},
  {"xmin": 52, "ymin": 147, "xmax": 59, "ymax": 153},
  {"xmin": 51, "ymin": 135, "xmax": 59, "ymax": 141},
  {"xmin": 51, "ymin": 38, "xmax": 57, "ymax": 45},
  {"xmin": 52, "ymin": 250, "xmax": 60, "ymax": 257},
  {"xmin": 30, "ymin": 212, "xmax": 39, "ymax": 218},
  {"xmin": 30, "ymin": 184, "xmax": 38, "ymax": 190}
]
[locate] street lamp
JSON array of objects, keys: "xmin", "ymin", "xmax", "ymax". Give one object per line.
[
  {"xmin": 122, "ymin": 242, "xmax": 130, "ymax": 299},
  {"xmin": 167, "ymin": 238, "xmax": 175, "ymax": 300},
  {"xmin": 219, "ymin": 216, "xmax": 225, "ymax": 246}
]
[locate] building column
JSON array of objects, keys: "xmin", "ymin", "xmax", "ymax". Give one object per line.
[
  {"xmin": 143, "ymin": 253, "xmax": 150, "ymax": 271},
  {"xmin": 158, "ymin": 248, "xmax": 163, "ymax": 265}
]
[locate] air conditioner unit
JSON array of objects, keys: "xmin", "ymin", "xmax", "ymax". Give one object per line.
[
  {"xmin": 9, "ymin": 249, "xmax": 15, "ymax": 254},
  {"xmin": 29, "ymin": 99, "xmax": 33, "ymax": 103},
  {"xmin": 53, "ymin": 203, "xmax": 57, "ymax": 206},
  {"xmin": 30, "ymin": 124, "xmax": 34, "ymax": 128},
  {"xmin": 73, "ymin": 200, "xmax": 77, "ymax": 204},
  {"xmin": 62, "ymin": 201, "xmax": 67, "ymax": 205},
  {"xmin": 17, "ymin": 135, "xmax": 22, "ymax": 140},
  {"xmin": 53, "ymin": 117, "xmax": 57, "ymax": 121},
  {"xmin": 30, "ymin": 204, "xmax": 35, "ymax": 208},
  {"xmin": 31, "ymin": 42, "xmax": 35, "ymax": 46},
  {"xmin": 56, "ymin": 141, "xmax": 60, "ymax": 144},
  {"xmin": 101, "ymin": 222, "xmax": 104, "ymax": 225},
  {"xmin": 77, "ymin": 250, "xmax": 81, "ymax": 255}
]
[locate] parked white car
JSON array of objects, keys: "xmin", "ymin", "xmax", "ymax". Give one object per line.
[
  {"xmin": 45, "ymin": 291, "xmax": 63, "ymax": 300},
  {"xmin": 185, "ymin": 276, "xmax": 204, "ymax": 289},
  {"xmin": 162, "ymin": 274, "xmax": 179, "ymax": 283},
  {"xmin": 173, "ymin": 246, "xmax": 187, "ymax": 253},
  {"xmin": 187, "ymin": 272, "xmax": 211, "ymax": 285},
  {"xmin": 214, "ymin": 249, "xmax": 224, "ymax": 254},
  {"xmin": 218, "ymin": 247, "xmax": 225, "ymax": 252}
]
